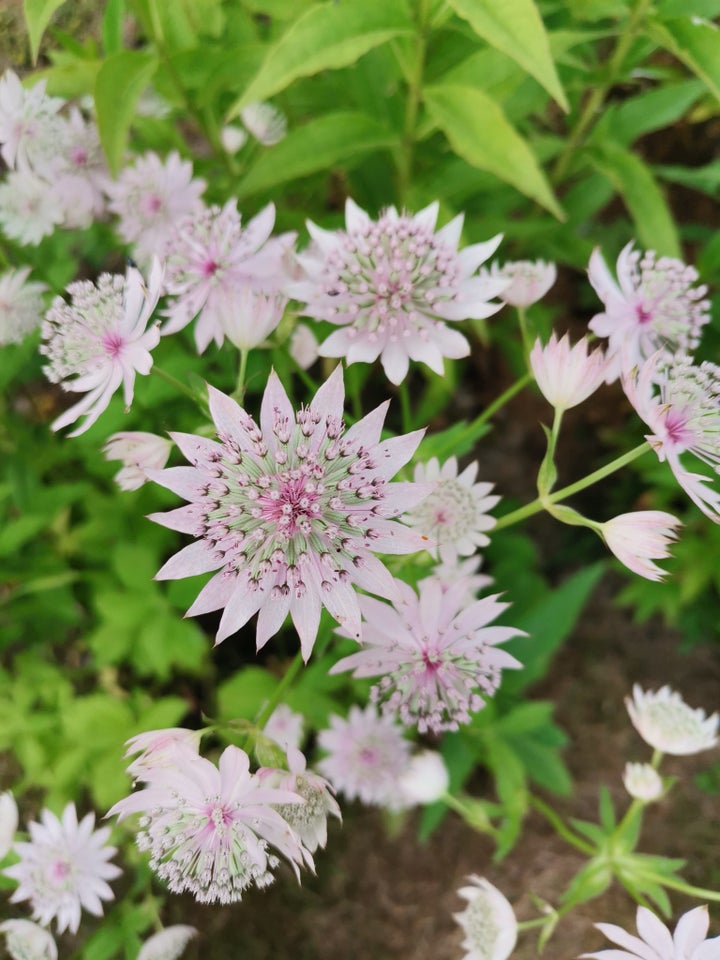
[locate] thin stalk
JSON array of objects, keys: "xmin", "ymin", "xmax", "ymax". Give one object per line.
[
  {"xmin": 151, "ymin": 364, "xmax": 197, "ymax": 402},
  {"xmin": 467, "ymin": 372, "xmax": 533, "ymax": 433},
  {"xmin": 396, "ymin": 0, "xmax": 430, "ymax": 203},
  {"xmin": 232, "ymin": 348, "xmax": 249, "ymax": 403},
  {"xmin": 638, "ymin": 874, "xmax": 720, "ymax": 903},
  {"xmin": 253, "ymin": 650, "xmax": 305, "ymax": 730},
  {"xmin": 398, "ymin": 381, "xmax": 413, "ymax": 434},
  {"xmin": 530, "ymin": 796, "xmax": 596, "ymax": 855}
]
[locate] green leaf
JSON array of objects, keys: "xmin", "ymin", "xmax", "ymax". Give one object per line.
[
  {"xmin": 587, "ymin": 142, "xmax": 681, "ymax": 258},
  {"xmin": 23, "ymin": 0, "xmax": 68, "ymax": 63},
  {"xmin": 596, "ymin": 78, "xmax": 705, "ymax": 146},
  {"xmin": 646, "ymin": 16, "xmax": 720, "ymax": 103},
  {"xmin": 236, "ymin": 112, "xmax": 397, "ymax": 198},
  {"xmin": 227, "ymin": 0, "xmax": 412, "ymax": 118},
  {"xmin": 446, "ymin": 0, "xmax": 568, "ymax": 110},
  {"xmin": 217, "ymin": 666, "xmax": 278, "ymax": 720},
  {"xmin": 423, "ymin": 83, "xmax": 564, "ymax": 219},
  {"xmin": 101, "ymin": 0, "xmax": 125, "ymax": 55},
  {"xmin": 95, "ymin": 50, "xmax": 158, "ymax": 176},
  {"xmin": 598, "ymin": 785, "xmax": 616, "ymax": 832},
  {"xmin": 561, "ymin": 857, "xmax": 613, "ymax": 907}
]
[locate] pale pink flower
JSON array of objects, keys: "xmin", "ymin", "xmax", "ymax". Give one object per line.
[
  {"xmin": 622, "ymin": 762, "xmax": 663, "ymax": 803},
  {"xmin": 0, "ymin": 169, "xmax": 64, "ymax": 244},
  {"xmin": 41, "ymin": 258, "xmax": 163, "ymax": 436},
  {"xmin": 263, "ymin": 704, "xmax": 304, "ymax": 752},
  {"xmin": 0, "ymin": 791, "xmax": 18, "ymax": 858},
  {"xmin": 0, "ymin": 267, "xmax": 46, "ymax": 344},
  {"xmin": 404, "ymin": 456, "xmax": 499, "ymax": 563},
  {"xmin": 103, "ymin": 431, "xmax": 173, "ymax": 491},
  {"xmin": 108, "ymin": 744, "xmax": 311, "ymax": 904},
  {"xmin": 529, "ymin": 332, "xmax": 608, "ymax": 411},
  {"xmin": 623, "ymin": 354, "xmax": 720, "ymax": 522},
  {"xmin": 137, "ymin": 926, "xmax": 197, "ymax": 960},
  {"xmin": 330, "ymin": 577, "xmax": 523, "ymax": 733},
  {"xmin": 419, "ymin": 555, "xmax": 494, "ymax": 602},
  {"xmin": 289, "ymin": 323, "xmax": 320, "ymax": 370},
  {"xmin": 240, "ymin": 102, "xmax": 287, "ymax": 145},
  {"xmin": 220, "ymin": 123, "xmax": 248, "ymax": 154},
  {"xmin": 123, "ymin": 727, "xmax": 203, "ymax": 779},
  {"xmin": 161, "ymin": 200, "xmax": 294, "ymax": 353},
  {"xmin": 0, "ymin": 70, "xmax": 64, "ymax": 171},
  {"xmin": 221, "ymin": 286, "xmax": 286, "ymax": 351},
  {"xmin": 626, "ymin": 684, "xmax": 719, "ymax": 756},
  {"xmin": 317, "ymin": 704, "xmax": 411, "ymax": 809},
  {"xmin": 398, "ymin": 750, "xmax": 449, "ymax": 805},
  {"xmin": 582, "ymin": 905, "xmax": 720, "ymax": 960},
  {"xmin": 106, "ymin": 151, "xmax": 206, "ymax": 264},
  {"xmin": 290, "ymin": 198, "xmax": 506, "ymax": 384},
  {"xmin": 4, "ymin": 803, "xmax": 120, "ymax": 935},
  {"xmin": 601, "ymin": 511, "xmax": 681, "ymax": 581},
  {"xmin": 492, "ymin": 258, "xmax": 556, "ymax": 307},
  {"xmin": 258, "ymin": 748, "xmax": 341, "ymax": 852},
  {"xmin": 589, "ymin": 243, "xmax": 710, "ymax": 381},
  {"xmin": 148, "ymin": 365, "xmax": 430, "ymax": 659},
  {"xmin": 53, "ymin": 109, "xmax": 108, "ymax": 229},
  {"xmin": 453, "ymin": 876, "xmax": 518, "ymax": 960},
  {"xmin": 0, "ymin": 920, "xmax": 57, "ymax": 960}
]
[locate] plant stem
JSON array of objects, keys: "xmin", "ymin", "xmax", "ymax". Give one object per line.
[
  {"xmin": 494, "ymin": 441, "xmax": 652, "ymax": 531},
  {"xmin": 468, "ymin": 372, "xmax": 533, "ymax": 432},
  {"xmin": 398, "ymin": 381, "xmax": 413, "ymax": 433},
  {"xmin": 639, "ymin": 873, "xmax": 720, "ymax": 903},
  {"xmin": 397, "ymin": 0, "xmax": 430, "ymax": 203},
  {"xmin": 151, "ymin": 364, "xmax": 197, "ymax": 402},
  {"xmin": 253, "ymin": 650, "xmax": 305, "ymax": 729},
  {"xmin": 233, "ymin": 348, "xmax": 249, "ymax": 403},
  {"xmin": 530, "ymin": 796, "xmax": 596, "ymax": 855}
]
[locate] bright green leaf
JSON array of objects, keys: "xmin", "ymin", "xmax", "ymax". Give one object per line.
[
  {"xmin": 101, "ymin": 0, "xmax": 125, "ymax": 55},
  {"xmin": 95, "ymin": 50, "xmax": 158, "ymax": 176},
  {"xmin": 446, "ymin": 0, "xmax": 568, "ymax": 110},
  {"xmin": 423, "ymin": 83, "xmax": 564, "ymax": 219},
  {"xmin": 646, "ymin": 16, "xmax": 720, "ymax": 104},
  {"xmin": 227, "ymin": 0, "xmax": 412, "ymax": 118},
  {"xmin": 23, "ymin": 0, "xmax": 67, "ymax": 63}
]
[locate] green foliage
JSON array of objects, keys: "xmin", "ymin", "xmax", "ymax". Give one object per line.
[
  {"xmin": 23, "ymin": 0, "xmax": 68, "ymax": 62},
  {"xmin": 95, "ymin": 50, "xmax": 159, "ymax": 175}
]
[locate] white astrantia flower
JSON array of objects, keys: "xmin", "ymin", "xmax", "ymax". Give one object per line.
[
  {"xmin": 404, "ymin": 456, "xmax": 500, "ymax": 563},
  {"xmin": 137, "ymin": 926, "xmax": 197, "ymax": 960},
  {"xmin": 0, "ymin": 791, "xmax": 19, "ymax": 858},
  {"xmin": 0, "ymin": 920, "xmax": 58, "ymax": 960},
  {"xmin": 419, "ymin": 554, "xmax": 494, "ymax": 603},
  {"xmin": 626, "ymin": 685, "xmax": 719, "ymax": 756},
  {"xmin": 289, "ymin": 323, "xmax": 320, "ymax": 370},
  {"xmin": 0, "ymin": 169, "xmax": 64, "ymax": 245},
  {"xmin": 240, "ymin": 102, "xmax": 287, "ymax": 145},
  {"xmin": 263, "ymin": 704, "xmax": 305, "ymax": 752},
  {"xmin": 601, "ymin": 511, "xmax": 681, "ymax": 582},
  {"xmin": 52, "ymin": 108, "xmax": 108, "ymax": 229},
  {"xmin": 0, "ymin": 267, "xmax": 46, "ymax": 345},
  {"xmin": 3, "ymin": 803, "xmax": 121, "ymax": 935},
  {"xmin": 492, "ymin": 259, "xmax": 556, "ymax": 308},
  {"xmin": 622, "ymin": 762, "xmax": 664, "ymax": 803},
  {"xmin": 220, "ymin": 285, "xmax": 286, "ymax": 351},
  {"xmin": 398, "ymin": 751, "xmax": 449, "ymax": 805},
  {"xmin": 220, "ymin": 123, "xmax": 248, "ymax": 154},
  {"xmin": 529, "ymin": 332, "xmax": 608, "ymax": 411},
  {"xmin": 582, "ymin": 905, "xmax": 720, "ymax": 960},
  {"xmin": 103, "ymin": 432, "xmax": 173, "ymax": 491},
  {"xmin": 0, "ymin": 69, "xmax": 65, "ymax": 171},
  {"xmin": 454, "ymin": 875, "xmax": 518, "ymax": 960},
  {"xmin": 123, "ymin": 727, "xmax": 203, "ymax": 779}
]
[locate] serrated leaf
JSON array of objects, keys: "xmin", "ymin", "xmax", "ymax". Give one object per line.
[
  {"xmin": 646, "ymin": 16, "xmax": 720, "ymax": 104},
  {"xmin": 447, "ymin": 0, "xmax": 568, "ymax": 110},
  {"xmin": 236, "ymin": 112, "xmax": 397, "ymax": 198},
  {"xmin": 423, "ymin": 83, "xmax": 564, "ymax": 219},
  {"xmin": 227, "ymin": 0, "xmax": 412, "ymax": 118},
  {"xmin": 23, "ymin": 0, "xmax": 68, "ymax": 63},
  {"xmin": 95, "ymin": 50, "xmax": 158, "ymax": 176}
]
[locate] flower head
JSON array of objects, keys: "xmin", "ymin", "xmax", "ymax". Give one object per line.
[
  {"xmin": 0, "ymin": 267, "xmax": 46, "ymax": 344},
  {"xmin": 398, "ymin": 750, "xmax": 449, "ymax": 805},
  {"xmin": 103, "ymin": 431, "xmax": 173, "ymax": 491},
  {"xmin": 0, "ymin": 791, "xmax": 18, "ymax": 858},
  {"xmin": 419, "ymin": 555, "xmax": 493, "ymax": 603},
  {"xmin": 263, "ymin": 704, "xmax": 304, "ymax": 752},
  {"xmin": 453, "ymin": 876, "xmax": 518, "ymax": 960},
  {"xmin": 52, "ymin": 108, "xmax": 108, "ymax": 229},
  {"xmin": 0, "ymin": 70, "xmax": 64, "ymax": 171},
  {"xmin": 124, "ymin": 727, "xmax": 203, "ymax": 779},
  {"xmin": 137, "ymin": 926, "xmax": 197, "ymax": 960},
  {"xmin": 589, "ymin": 243, "xmax": 710, "ymax": 380},
  {"xmin": 108, "ymin": 744, "xmax": 312, "ymax": 904},
  {"xmin": 240, "ymin": 102, "xmax": 287, "ymax": 145},
  {"xmin": 404, "ymin": 456, "xmax": 499, "ymax": 562},
  {"xmin": 582, "ymin": 905, "xmax": 720, "ymax": 960},
  {"xmin": 601, "ymin": 511, "xmax": 681, "ymax": 581},
  {"xmin": 626, "ymin": 684, "xmax": 719, "ymax": 755},
  {"xmin": 4, "ymin": 803, "xmax": 121, "ymax": 935},
  {"xmin": 330, "ymin": 577, "xmax": 523, "ymax": 733},
  {"xmin": 290, "ymin": 198, "xmax": 505, "ymax": 384},
  {"xmin": 149, "ymin": 365, "xmax": 430, "ymax": 659},
  {"xmin": 622, "ymin": 762, "xmax": 664, "ymax": 803},
  {"xmin": 493, "ymin": 258, "xmax": 556, "ymax": 307},
  {"xmin": 41, "ymin": 258, "xmax": 163, "ymax": 436},
  {"xmin": 317, "ymin": 704, "xmax": 411, "ymax": 809},
  {"xmin": 0, "ymin": 169, "xmax": 64, "ymax": 245},
  {"xmin": 0, "ymin": 920, "xmax": 57, "ymax": 960},
  {"xmin": 289, "ymin": 323, "xmax": 319, "ymax": 370},
  {"xmin": 529, "ymin": 332, "xmax": 608, "ymax": 411}
]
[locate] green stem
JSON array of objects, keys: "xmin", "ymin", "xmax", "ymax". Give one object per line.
[
  {"xmin": 639, "ymin": 874, "xmax": 720, "ymax": 903},
  {"xmin": 468, "ymin": 372, "xmax": 533, "ymax": 432},
  {"xmin": 254, "ymin": 650, "xmax": 305, "ymax": 730},
  {"xmin": 530, "ymin": 796, "xmax": 596, "ymax": 855},
  {"xmin": 233, "ymin": 348, "xmax": 249, "ymax": 403},
  {"xmin": 494, "ymin": 441, "xmax": 652, "ymax": 531},
  {"xmin": 396, "ymin": 0, "xmax": 430, "ymax": 203},
  {"xmin": 398, "ymin": 381, "xmax": 413, "ymax": 434},
  {"xmin": 151, "ymin": 364, "xmax": 197, "ymax": 402},
  {"xmin": 517, "ymin": 306, "xmax": 532, "ymax": 356}
]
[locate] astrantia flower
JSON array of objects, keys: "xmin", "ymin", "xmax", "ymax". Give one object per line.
[
  {"xmin": 493, "ymin": 258, "xmax": 556, "ymax": 308},
  {"xmin": 453, "ymin": 875, "xmax": 518, "ymax": 960},
  {"xmin": 0, "ymin": 267, "xmax": 46, "ymax": 345},
  {"xmin": 589, "ymin": 243, "xmax": 710, "ymax": 380},
  {"xmin": 220, "ymin": 285, "xmax": 286, "ymax": 351},
  {"xmin": 601, "ymin": 511, "xmax": 681, "ymax": 582},
  {"xmin": 581, "ymin": 905, "xmax": 720, "ymax": 960},
  {"xmin": 108, "ymin": 744, "xmax": 311, "ymax": 904},
  {"xmin": 0, "ymin": 70, "xmax": 64, "ymax": 171},
  {"xmin": 124, "ymin": 727, "xmax": 203, "ymax": 779},
  {"xmin": 137, "ymin": 926, "xmax": 197, "ymax": 960},
  {"xmin": 626, "ymin": 684, "xmax": 719, "ymax": 755},
  {"xmin": 4, "ymin": 803, "xmax": 120, "ymax": 935},
  {"xmin": 149, "ymin": 365, "xmax": 430, "ymax": 659},
  {"xmin": 103, "ymin": 431, "xmax": 173, "ymax": 491},
  {"xmin": 289, "ymin": 323, "xmax": 319, "ymax": 370},
  {"xmin": 404, "ymin": 456, "xmax": 499, "ymax": 563},
  {"xmin": 330, "ymin": 577, "xmax": 523, "ymax": 733},
  {"xmin": 264, "ymin": 704, "xmax": 305, "ymax": 752},
  {"xmin": 220, "ymin": 123, "xmax": 248, "ymax": 154},
  {"xmin": 0, "ymin": 169, "xmax": 64, "ymax": 245},
  {"xmin": 529, "ymin": 332, "xmax": 608, "ymax": 411},
  {"xmin": 419, "ymin": 555, "xmax": 493, "ymax": 603},
  {"xmin": 53, "ymin": 108, "xmax": 108, "ymax": 229},
  {"xmin": 0, "ymin": 920, "xmax": 57, "ymax": 960},
  {"xmin": 41, "ymin": 258, "xmax": 163, "ymax": 436},
  {"xmin": 0, "ymin": 791, "xmax": 18, "ymax": 858},
  {"xmin": 624, "ymin": 354, "xmax": 720, "ymax": 523},
  {"xmin": 106, "ymin": 151, "xmax": 206, "ymax": 264},
  {"xmin": 317, "ymin": 704, "xmax": 411, "ymax": 809},
  {"xmin": 290, "ymin": 198, "xmax": 506, "ymax": 384},
  {"xmin": 240, "ymin": 102, "xmax": 287, "ymax": 145},
  {"xmin": 161, "ymin": 200, "xmax": 294, "ymax": 353},
  {"xmin": 622, "ymin": 762, "xmax": 664, "ymax": 803},
  {"xmin": 398, "ymin": 750, "xmax": 449, "ymax": 805}
]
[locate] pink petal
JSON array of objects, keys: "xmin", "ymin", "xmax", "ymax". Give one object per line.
[{"xmin": 156, "ymin": 541, "xmax": 222, "ymax": 580}]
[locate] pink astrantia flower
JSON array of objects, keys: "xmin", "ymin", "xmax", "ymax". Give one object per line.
[
  {"xmin": 404, "ymin": 456, "xmax": 499, "ymax": 563},
  {"xmin": 290, "ymin": 198, "xmax": 506, "ymax": 384},
  {"xmin": 106, "ymin": 151, "xmax": 206, "ymax": 264},
  {"xmin": 626, "ymin": 684, "xmax": 719, "ymax": 756},
  {"xmin": 0, "ymin": 70, "xmax": 64, "ymax": 171},
  {"xmin": 0, "ymin": 267, "xmax": 46, "ymax": 345},
  {"xmin": 0, "ymin": 169, "xmax": 64, "ymax": 245},
  {"xmin": 419, "ymin": 555, "xmax": 494, "ymax": 602},
  {"xmin": 0, "ymin": 792, "xmax": 18, "ymax": 859},
  {"xmin": 623, "ymin": 353, "xmax": 720, "ymax": 523},
  {"xmin": 263, "ymin": 704, "xmax": 305, "ymax": 752},
  {"xmin": 330, "ymin": 577, "xmax": 523, "ymax": 733},
  {"xmin": 601, "ymin": 510, "xmax": 681, "ymax": 582},
  {"xmin": 4, "ymin": 803, "xmax": 120, "ymax": 935},
  {"xmin": 103, "ymin": 431, "xmax": 173, "ymax": 491},
  {"xmin": 124, "ymin": 727, "xmax": 203, "ymax": 779},
  {"xmin": 582, "ymin": 905, "xmax": 720, "ymax": 960},
  {"xmin": 41, "ymin": 258, "xmax": 163, "ymax": 436},
  {"xmin": 492, "ymin": 258, "xmax": 556, "ymax": 308},
  {"xmin": 289, "ymin": 323, "xmax": 320, "ymax": 370},
  {"xmin": 589, "ymin": 243, "xmax": 710, "ymax": 381},
  {"xmin": 317, "ymin": 704, "xmax": 411, "ymax": 809},
  {"xmin": 108, "ymin": 744, "xmax": 311, "ymax": 904},
  {"xmin": 53, "ymin": 108, "xmax": 108, "ymax": 229},
  {"xmin": 161, "ymin": 200, "xmax": 295, "ymax": 353},
  {"xmin": 148, "ymin": 365, "xmax": 430, "ymax": 659},
  {"xmin": 530, "ymin": 332, "xmax": 608, "ymax": 411},
  {"xmin": 454, "ymin": 876, "xmax": 518, "ymax": 960},
  {"xmin": 220, "ymin": 286, "xmax": 286, "ymax": 351}
]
